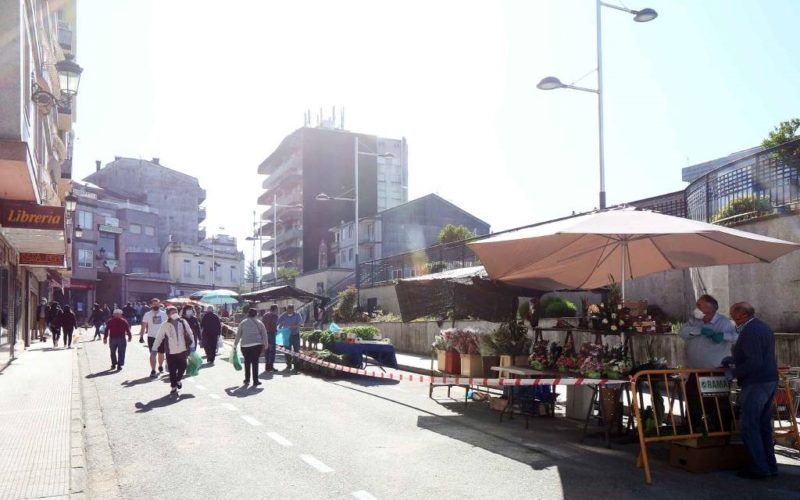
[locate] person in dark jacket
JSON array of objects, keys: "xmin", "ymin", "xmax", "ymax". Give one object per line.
[
  {"xmin": 200, "ymin": 305, "xmax": 222, "ymax": 365},
  {"xmin": 88, "ymin": 303, "xmax": 104, "ymax": 341},
  {"xmin": 60, "ymin": 305, "xmax": 77, "ymax": 348},
  {"xmin": 261, "ymin": 304, "xmax": 279, "ymax": 372},
  {"xmin": 181, "ymin": 305, "xmax": 201, "ymax": 353},
  {"xmin": 729, "ymin": 302, "xmax": 779, "ymax": 479},
  {"xmin": 47, "ymin": 302, "xmax": 63, "ymax": 346},
  {"xmin": 122, "ymin": 302, "xmax": 136, "ymax": 325}
]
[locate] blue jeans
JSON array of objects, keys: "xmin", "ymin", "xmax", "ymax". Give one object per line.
[
  {"xmin": 109, "ymin": 337, "xmax": 127, "ymax": 367},
  {"xmin": 739, "ymin": 381, "xmax": 778, "ymax": 475},
  {"xmin": 266, "ymin": 332, "xmax": 276, "ymax": 369}
]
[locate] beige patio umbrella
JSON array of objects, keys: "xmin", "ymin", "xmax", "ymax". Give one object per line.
[{"xmin": 469, "ymin": 207, "xmax": 800, "ymax": 298}]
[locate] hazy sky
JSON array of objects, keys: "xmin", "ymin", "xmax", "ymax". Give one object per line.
[{"xmin": 72, "ymin": 0, "xmax": 800, "ymax": 264}]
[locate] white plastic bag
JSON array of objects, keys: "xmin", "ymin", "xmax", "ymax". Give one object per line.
[{"xmin": 217, "ymin": 336, "xmax": 224, "ymax": 350}]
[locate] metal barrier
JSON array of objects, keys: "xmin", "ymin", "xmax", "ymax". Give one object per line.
[{"xmin": 631, "ymin": 368, "xmax": 799, "ymax": 484}]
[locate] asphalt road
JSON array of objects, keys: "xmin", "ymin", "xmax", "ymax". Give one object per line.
[{"xmin": 77, "ymin": 327, "xmax": 800, "ymax": 500}]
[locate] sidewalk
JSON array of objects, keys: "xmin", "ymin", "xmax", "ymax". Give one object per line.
[
  {"xmin": 0, "ymin": 339, "xmax": 84, "ymax": 499},
  {"xmin": 395, "ymin": 351, "xmax": 434, "ymax": 375}
]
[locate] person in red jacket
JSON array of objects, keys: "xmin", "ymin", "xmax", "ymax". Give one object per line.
[{"xmin": 104, "ymin": 309, "xmax": 132, "ymax": 371}]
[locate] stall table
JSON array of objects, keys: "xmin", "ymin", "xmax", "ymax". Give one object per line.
[{"xmin": 332, "ymin": 342, "xmax": 398, "ymax": 370}]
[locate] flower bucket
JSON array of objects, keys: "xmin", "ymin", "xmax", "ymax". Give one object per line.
[
  {"xmin": 436, "ymin": 350, "xmax": 447, "ymax": 372},
  {"xmin": 600, "ymin": 387, "xmax": 623, "ymax": 429},
  {"xmin": 460, "ymin": 354, "xmax": 483, "ymax": 377},
  {"xmin": 482, "ymin": 355, "xmax": 500, "ymax": 375},
  {"xmin": 444, "ymin": 351, "xmax": 461, "ymax": 374}
]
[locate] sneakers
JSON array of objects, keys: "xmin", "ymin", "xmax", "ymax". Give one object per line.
[
  {"xmin": 117, "ymin": 366, "xmax": 123, "ymax": 371},
  {"xmin": 111, "ymin": 364, "xmax": 116, "ymax": 370},
  {"xmin": 253, "ymin": 381, "xmax": 262, "ymax": 387},
  {"xmin": 243, "ymin": 379, "xmax": 250, "ymax": 386},
  {"xmin": 150, "ymin": 370, "xmax": 157, "ymax": 378},
  {"xmin": 177, "ymin": 382, "xmax": 182, "ymax": 389},
  {"xmin": 170, "ymin": 387, "xmax": 178, "ymax": 394},
  {"xmin": 158, "ymin": 365, "xmax": 164, "ymax": 373}
]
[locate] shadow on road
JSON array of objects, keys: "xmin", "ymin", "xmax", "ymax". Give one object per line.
[
  {"xmin": 134, "ymin": 393, "xmax": 195, "ymax": 412},
  {"xmin": 85, "ymin": 369, "xmax": 119, "ymax": 379},
  {"xmin": 121, "ymin": 376, "xmax": 155, "ymax": 388},
  {"xmin": 224, "ymin": 385, "xmax": 264, "ymax": 398}
]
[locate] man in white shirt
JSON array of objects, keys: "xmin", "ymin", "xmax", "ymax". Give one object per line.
[{"xmin": 139, "ymin": 298, "xmax": 168, "ymax": 378}]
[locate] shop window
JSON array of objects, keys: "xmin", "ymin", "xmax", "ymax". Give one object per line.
[{"xmin": 78, "ymin": 249, "xmax": 93, "ymax": 268}]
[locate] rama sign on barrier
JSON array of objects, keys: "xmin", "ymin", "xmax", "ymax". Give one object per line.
[
  {"xmin": 698, "ymin": 376, "xmax": 730, "ymax": 396},
  {"xmin": 0, "ymin": 200, "xmax": 64, "ymax": 230}
]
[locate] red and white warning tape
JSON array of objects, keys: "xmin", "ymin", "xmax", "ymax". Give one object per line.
[{"xmin": 274, "ymin": 345, "xmax": 626, "ymax": 387}]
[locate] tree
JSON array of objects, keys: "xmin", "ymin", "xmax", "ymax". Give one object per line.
[
  {"xmin": 437, "ymin": 224, "xmax": 476, "ymax": 244},
  {"xmin": 244, "ymin": 261, "xmax": 258, "ymax": 284},
  {"xmin": 762, "ymin": 118, "xmax": 800, "ymax": 162},
  {"xmin": 277, "ymin": 267, "xmax": 300, "ymax": 280},
  {"xmin": 334, "ymin": 286, "xmax": 358, "ymax": 323}
]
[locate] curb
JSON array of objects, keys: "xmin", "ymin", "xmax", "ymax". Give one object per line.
[
  {"xmin": 70, "ymin": 342, "xmax": 87, "ymax": 499},
  {"xmin": 397, "ymin": 363, "xmax": 434, "ymax": 376}
]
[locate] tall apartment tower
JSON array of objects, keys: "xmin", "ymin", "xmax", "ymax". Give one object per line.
[
  {"xmin": 257, "ymin": 123, "xmax": 408, "ymax": 277},
  {"xmin": 84, "ymin": 157, "xmax": 207, "ymax": 247}
]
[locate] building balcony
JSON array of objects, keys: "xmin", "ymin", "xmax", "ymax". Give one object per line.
[
  {"xmin": 262, "ymin": 163, "xmax": 301, "ymax": 190},
  {"xmin": 198, "ymin": 206, "xmax": 207, "ymax": 222},
  {"xmin": 261, "ymin": 204, "xmax": 302, "ymax": 222},
  {"xmin": 198, "ymin": 188, "xmax": 207, "ymax": 204},
  {"xmin": 198, "ymin": 227, "xmax": 207, "ymax": 241}
]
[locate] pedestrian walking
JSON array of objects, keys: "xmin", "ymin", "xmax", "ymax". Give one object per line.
[
  {"xmin": 139, "ymin": 298, "xmax": 168, "ymax": 378},
  {"xmin": 261, "ymin": 304, "xmax": 279, "ymax": 372},
  {"xmin": 35, "ymin": 298, "xmax": 48, "ymax": 341},
  {"xmin": 233, "ymin": 308, "xmax": 268, "ymax": 387},
  {"xmin": 47, "ymin": 302, "xmax": 63, "ymax": 346},
  {"xmin": 104, "ymin": 309, "xmax": 132, "ymax": 371},
  {"xmin": 88, "ymin": 303, "xmax": 104, "ymax": 341},
  {"xmin": 151, "ymin": 306, "xmax": 194, "ymax": 394},
  {"xmin": 60, "ymin": 305, "xmax": 77, "ymax": 348},
  {"xmin": 200, "ymin": 305, "xmax": 222, "ymax": 365},
  {"xmin": 729, "ymin": 302, "xmax": 779, "ymax": 479},
  {"xmin": 181, "ymin": 305, "xmax": 201, "ymax": 352},
  {"xmin": 277, "ymin": 304, "xmax": 303, "ymax": 372},
  {"xmin": 122, "ymin": 302, "xmax": 136, "ymax": 326}
]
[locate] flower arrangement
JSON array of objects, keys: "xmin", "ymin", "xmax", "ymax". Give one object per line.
[
  {"xmin": 578, "ymin": 342, "xmax": 606, "ymax": 378},
  {"xmin": 529, "ymin": 340, "xmax": 550, "ymax": 370},
  {"xmin": 556, "ymin": 354, "xmax": 578, "ymax": 373},
  {"xmin": 483, "ymin": 322, "xmax": 531, "ymax": 356},
  {"xmin": 449, "ymin": 328, "xmax": 483, "ymax": 355}
]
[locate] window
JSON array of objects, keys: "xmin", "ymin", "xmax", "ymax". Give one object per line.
[
  {"xmin": 144, "ymin": 225, "xmax": 155, "ymax": 236},
  {"xmin": 198, "ymin": 261, "xmax": 206, "ymax": 279},
  {"xmin": 214, "ymin": 263, "xmax": 221, "ymax": 281},
  {"xmin": 348, "ymin": 248, "xmax": 353, "ymax": 262},
  {"xmin": 78, "ymin": 249, "xmax": 93, "ymax": 268},
  {"xmin": 230, "ymin": 266, "xmax": 236, "ymax": 282},
  {"xmin": 348, "ymin": 225, "xmax": 353, "ymax": 238},
  {"xmin": 340, "ymin": 251, "xmax": 345, "ymax": 265},
  {"xmin": 129, "ymin": 223, "xmax": 141, "ymax": 234},
  {"xmin": 77, "ymin": 210, "xmax": 92, "ymax": 229},
  {"xmin": 98, "ymin": 234, "xmax": 117, "ymax": 259},
  {"xmin": 391, "ymin": 269, "xmax": 403, "ymax": 280},
  {"xmin": 182, "ymin": 260, "xmax": 191, "ymax": 278},
  {"xmin": 366, "ymin": 224, "xmax": 374, "ymax": 240}
]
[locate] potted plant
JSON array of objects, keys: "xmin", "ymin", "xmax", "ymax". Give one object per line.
[
  {"xmin": 484, "ymin": 322, "xmax": 531, "ymax": 367},
  {"xmin": 432, "ymin": 335, "xmax": 449, "ymax": 372},
  {"xmin": 536, "ymin": 296, "xmax": 580, "ymax": 328},
  {"xmin": 452, "ymin": 328, "xmax": 484, "ymax": 377},
  {"xmin": 436, "ymin": 329, "xmax": 461, "ymax": 374},
  {"xmin": 529, "ymin": 340, "xmax": 550, "ymax": 370}
]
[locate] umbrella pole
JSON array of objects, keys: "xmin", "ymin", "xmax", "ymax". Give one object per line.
[{"xmin": 621, "ymin": 241, "xmax": 627, "ymax": 302}]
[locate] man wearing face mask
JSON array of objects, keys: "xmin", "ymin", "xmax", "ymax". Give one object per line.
[
  {"xmin": 139, "ymin": 298, "xmax": 169, "ymax": 378},
  {"xmin": 151, "ymin": 306, "xmax": 195, "ymax": 394},
  {"xmin": 729, "ymin": 302, "xmax": 779, "ymax": 479},
  {"xmin": 678, "ymin": 294, "xmax": 737, "ymax": 430},
  {"xmin": 181, "ymin": 305, "xmax": 201, "ymax": 353}
]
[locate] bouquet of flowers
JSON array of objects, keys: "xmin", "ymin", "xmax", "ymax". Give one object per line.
[
  {"xmin": 555, "ymin": 354, "xmax": 578, "ymax": 373},
  {"xmin": 446, "ymin": 328, "xmax": 483, "ymax": 355},
  {"xmin": 529, "ymin": 340, "xmax": 550, "ymax": 370},
  {"xmin": 578, "ymin": 342, "xmax": 606, "ymax": 377}
]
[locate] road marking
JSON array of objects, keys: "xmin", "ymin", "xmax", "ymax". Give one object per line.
[
  {"xmin": 299, "ymin": 454, "xmax": 334, "ymax": 473},
  {"xmin": 195, "ymin": 384, "xmax": 206, "ymax": 390},
  {"xmin": 266, "ymin": 432, "xmax": 292, "ymax": 447},
  {"xmin": 241, "ymin": 415, "xmax": 262, "ymax": 426},
  {"xmin": 209, "ymin": 394, "xmax": 220, "ymax": 400},
  {"xmin": 352, "ymin": 491, "xmax": 377, "ymax": 500},
  {"xmin": 221, "ymin": 403, "xmax": 238, "ymax": 411}
]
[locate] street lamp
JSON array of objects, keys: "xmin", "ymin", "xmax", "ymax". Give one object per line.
[
  {"xmin": 537, "ymin": 0, "xmax": 657, "ymax": 209},
  {"xmin": 32, "ymin": 55, "xmax": 83, "ymax": 114},
  {"xmin": 64, "ymin": 192, "xmax": 78, "ymax": 213},
  {"xmin": 74, "ymin": 225, "xmax": 83, "ymax": 238},
  {"xmin": 316, "ymin": 137, "xmax": 394, "ymax": 310}
]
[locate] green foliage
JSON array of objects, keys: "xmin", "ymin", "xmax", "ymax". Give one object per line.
[
  {"xmin": 319, "ymin": 331, "xmax": 338, "ymax": 348},
  {"xmin": 341, "ymin": 325, "xmax": 379, "ymax": 340},
  {"xmin": 762, "ymin": 118, "xmax": 800, "ymax": 163},
  {"xmin": 437, "ymin": 224, "xmax": 476, "ymax": 244},
  {"xmin": 244, "ymin": 261, "xmax": 258, "ymax": 283},
  {"xmin": 334, "ymin": 286, "xmax": 358, "ymax": 323},
  {"xmin": 429, "ymin": 261, "xmax": 447, "ymax": 273},
  {"xmin": 301, "ymin": 330, "xmax": 324, "ymax": 345},
  {"xmin": 711, "ymin": 195, "xmax": 773, "ymax": 222},
  {"xmin": 278, "ymin": 267, "xmax": 300, "ymax": 280},
  {"xmin": 370, "ymin": 311, "xmax": 401, "ymax": 322},
  {"xmin": 517, "ymin": 301, "xmax": 531, "ymax": 320},
  {"xmin": 483, "ymin": 322, "xmax": 531, "ymax": 356},
  {"xmin": 539, "ymin": 296, "xmax": 578, "ymax": 318}
]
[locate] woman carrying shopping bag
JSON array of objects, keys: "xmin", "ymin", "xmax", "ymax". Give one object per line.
[{"xmin": 233, "ymin": 308, "xmax": 268, "ymax": 388}]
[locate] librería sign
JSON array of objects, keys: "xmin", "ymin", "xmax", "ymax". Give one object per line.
[
  {"xmin": 698, "ymin": 375, "xmax": 730, "ymax": 396},
  {"xmin": 0, "ymin": 200, "xmax": 64, "ymax": 230}
]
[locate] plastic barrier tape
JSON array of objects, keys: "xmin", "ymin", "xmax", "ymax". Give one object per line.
[{"xmin": 274, "ymin": 345, "xmax": 625, "ymax": 387}]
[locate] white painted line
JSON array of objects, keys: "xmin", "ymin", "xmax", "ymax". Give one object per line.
[
  {"xmin": 221, "ymin": 403, "xmax": 239, "ymax": 411},
  {"xmin": 266, "ymin": 432, "xmax": 292, "ymax": 447},
  {"xmin": 241, "ymin": 415, "xmax": 262, "ymax": 426},
  {"xmin": 209, "ymin": 394, "xmax": 220, "ymax": 400},
  {"xmin": 352, "ymin": 491, "xmax": 377, "ymax": 500},
  {"xmin": 195, "ymin": 384, "xmax": 207, "ymax": 390},
  {"xmin": 299, "ymin": 454, "xmax": 334, "ymax": 473}
]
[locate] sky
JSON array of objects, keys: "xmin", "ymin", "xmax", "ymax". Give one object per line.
[{"xmin": 72, "ymin": 0, "xmax": 800, "ymax": 264}]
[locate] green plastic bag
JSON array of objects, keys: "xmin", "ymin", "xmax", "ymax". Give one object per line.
[
  {"xmin": 186, "ymin": 351, "xmax": 202, "ymax": 377},
  {"xmin": 231, "ymin": 349, "xmax": 242, "ymax": 371}
]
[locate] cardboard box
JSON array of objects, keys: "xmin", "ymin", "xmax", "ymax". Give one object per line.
[
  {"xmin": 669, "ymin": 443, "xmax": 747, "ymax": 473},
  {"xmin": 490, "ymin": 397, "xmax": 508, "ymax": 411},
  {"xmin": 460, "ymin": 354, "xmax": 484, "ymax": 377}
]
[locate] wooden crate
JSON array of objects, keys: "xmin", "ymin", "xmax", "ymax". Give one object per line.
[
  {"xmin": 460, "ymin": 354, "xmax": 484, "ymax": 377},
  {"xmin": 669, "ymin": 443, "xmax": 747, "ymax": 473},
  {"xmin": 436, "ymin": 350, "xmax": 447, "ymax": 372}
]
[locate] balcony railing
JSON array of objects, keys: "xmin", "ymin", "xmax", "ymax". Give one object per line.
[
  {"xmin": 359, "ymin": 239, "xmax": 481, "ymax": 287},
  {"xmin": 198, "ymin": 206, "xmax": 207, "ymax": 222},
  {"xmin": 686, "ymin": 138, "xmax": 800, "ymax": 224}
]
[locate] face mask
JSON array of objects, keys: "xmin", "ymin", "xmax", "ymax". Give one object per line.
[
  {"xmin": 170, "ymin": 313, "xmax": 180, "ymax": 321},
  {"xmin": 152, "ymin": 306, "xmax": 159, "ymax": 311},
  {"xmin": 730, "ymin": 319, "xmax": 737, "ymax": 328},
  {"xmin": 185, "ymin": 310, "xmax": 194, "ymax": 317},
  {"xmin": 692, "ymin": 308, "xmax": 705, "ymax": 320}
]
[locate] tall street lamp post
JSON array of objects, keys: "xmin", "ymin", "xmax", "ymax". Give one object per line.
[
  {"xmin": 537, "ymin": 1, "xmax": 657, "ymax": 209},
  {"xmin": 317, "ymin": 136, "xmax": 393, "ymax": 310}
]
